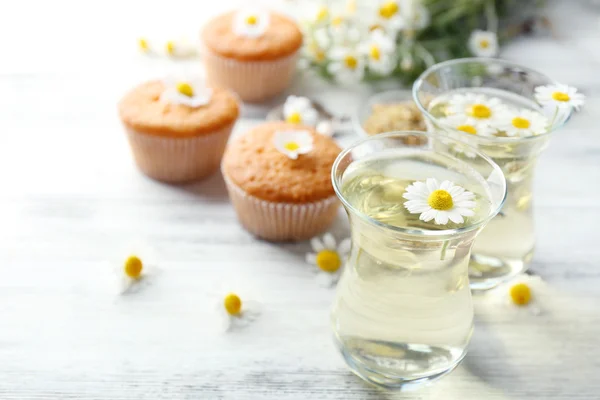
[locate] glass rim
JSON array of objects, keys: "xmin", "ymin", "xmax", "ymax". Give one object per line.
[
  {"xmin": 331, "ymin": 131, "xmax": 507, "ymax": 237},
  {"xmin": 412, "ymin": 57, "xmax": 573, "ymax": 144}
]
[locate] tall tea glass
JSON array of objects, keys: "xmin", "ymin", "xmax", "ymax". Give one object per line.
[
  {"xmin": 330, "ymin": 132, "xmax": 506, "ymax": 390},
  {"xmin": 413, "ymin": 58, "xmax": 573, "ymax": 290}
]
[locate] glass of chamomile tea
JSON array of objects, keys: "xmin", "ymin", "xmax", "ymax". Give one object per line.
[{"xmin": 330, "ymin": 131, "xmax": 506, "ymax": 390}]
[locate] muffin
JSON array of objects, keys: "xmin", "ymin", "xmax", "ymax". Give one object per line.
[
  {"xmin": 222, "ymin": 122, "xmax": 341, "ymax": 241},
  {"xmin": 201, "ymin": 9, "xmax": 303, "ymax": 103},
  {"xmin": 118, "ymin": 78, "xmax": 239, "ymax": 183}
]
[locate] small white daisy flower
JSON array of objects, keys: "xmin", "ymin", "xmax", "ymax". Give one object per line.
[
  {"xmin": 233, "ymin": 9, "xmax": 270, "ymax": 38},
  {"xmin": 310, "ymin": 4, "xmax": 331, "ymax": 25},
  {"xmin": 283, "ymin": 96, "xmax": 319, "ymax": 127},
  {"xmin": 443, "ymin": 114, "xmax": 495, "ymax": 137},
  {"xmin": 112, "ymin": 240, "xmax": 159, "ymax": 295},
  {"xmin": 488, "ymin": 273, "xmax": 545, "ymax": 316},
  {"xmin": 468, "ymin": 30, "xmax": 499, "ymax": 57},
  {"xmin": 304, "ymin": 37, "xmax": 329, "ymax": 64},
  {"xmin": 376, "ymin": 0, "xmax": 406, "ymax": 32},
  {"xmin": 162, "ymin": 38, "xmax": 198, "ymax": 58},
  {"xmin": 306, "ymin": 233, "xmax": 351, "ymax": 287},
  {"xmin": 359, "ymin": 29, "xmax": 396, "ymax": 76},
  {"xmin": 273, "ymin": 130, "xmax": 314, "ymax": 160},
  {"xmin": 496, "ymin": 108, "xmax": 549, "ymax": 137},
  {"xmin": 534, "ymin": 83, "xmax": 585, "ymax": 111},
  {"xmin": 404, "ymin": 1, "xmax": 430, "ymax": 30},
  {"xmin": 327, "ymin": 47, "xmax": 365, "ymax": 83},
  {"xmin": 447, "ymin": 93, "xmax": 505, "ymax": 126},
  {"xmin": 403, "ymin": 178, "xmax": 476, "ymax": 225},
  {"xmin": 161, "ymin": 77, "xmax": 213, "ymax": 108},
  {"xmin": 216, "ymin": 288, "xmax": 261, "ymax": 332}
]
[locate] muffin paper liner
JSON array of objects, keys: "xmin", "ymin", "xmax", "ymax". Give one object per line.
[
  {"xmin": 222, "ymin": 172, "xmax": 340, "ymax": 242},
  {"xmin": 125, "ymin": 122, "xmax": 235, "ymax": 183},
  {"xmin": 202, "ymin": 47, "xmax": 298, "ymax": 103}
]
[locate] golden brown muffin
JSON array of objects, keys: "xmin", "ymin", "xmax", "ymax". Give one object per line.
[
  {"xmin": 118, "ymin": 80, "xmax": 239, "ymax": 137},
  {"xmin": 202, "ymin": 12, "xmax": 303, "ymax": 62},
  {"xmin": 223, "ymin": 122, "xmax": 341, "ymax": 203}
]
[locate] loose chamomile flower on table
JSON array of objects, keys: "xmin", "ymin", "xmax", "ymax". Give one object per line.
[
  {"xmin": 327, "ymin": 47, "xmax": 365, "ymax": 84},
  {"xmin": 489, "ymin": 273, "xmax": 544, "ymax": 315},
  {"xmin": 306, "ymin": 233, "xmax": 351, "ymax": 287},
  {"xmin": 468, "ymin": 30, "xmax": 499, "ymax": 57},
  {"xmin": 447, "ymin": 93, "xmax": 505, "ymax": 127},
  {"xmin": 496, "ymin": 108, "xmax": 549, "ymax": 137},
  {"xmin": 216, "ymin": 288, "xmax": 261, "ymax": 332},
  {"xmin": 403, "ymin": 178, "xmax": 476, "ymax": 225},
  {"xmin": 359, "ymin": 29, "xmax": 396, "ymax": 76},
  {"xmin": 443, "ymin": 114, "xmax": 495, "ymax": 137},
  {"xmin": 160, "ymin": 77, "xmax": 213, "ymax": 108},
  {"xmin": 273, "ymin": 130, "xmax": 314, "ymax": 159},
  {"xmin": 534, "ymin": 83, "xmax": 585, "ymax": 111},
  {"xmin": 283, "ymin": 96, "xmax": 319, "ymax": 127},
  {"xmin": 113, "ymin": 241, "xmax": 158, "ymax": 295},
  {"xmin": 233, "ymin": 8, "xmax": 270, "ymax": 38},
  {"xmin": 163, "ymin": 38, "xmax": 198, "ymax": 58}
]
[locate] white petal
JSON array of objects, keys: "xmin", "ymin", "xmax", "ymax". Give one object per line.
[
  {"xmin": 337, "ymin": 238, "xmax": 351, "ymax": 256},
  {"xmin": 316, "ymin": 272, "xmax": 335, "ymax": 288},
  {"xmin": 310, "ymin": 236, "xmax": 325, "ymax": 252},
  {"xmin": 434, "ymin": 212, "xmax": 449, "ymax": 225},
  {"xmin": 457, "ymin": 208, "xmax": 475, "ymax": 217},
  {"xmin": 322, "ymin": 233, "xmax": 336, "ymax": 250},
  {"xmin": 449, "ymin": 186, "xmax": 465, "ymax": 197},
  {"xmin": 440, "ymin": 180, "xmax": 453, "ymax": 191},
  {"xmin": 420, "ymin": 209, "xmax": 436, "ymax": 222},
  {"xmin": 306, "ymin": 253, "xmax": 317, "ymax": 265},
  {"xmin": 426, "ymin": 178, "xmax": 439, "ymax": 192},
  {"xmin": 447, "ymin": 211, "xmax": 465, "ymax": 224},
  {"xmin": 455, "ymin": 201, "xmax": 476, "ymax": 209}
]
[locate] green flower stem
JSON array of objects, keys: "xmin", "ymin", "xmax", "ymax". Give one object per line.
[
  {"xmin": 485, "ymin": 0, "xmax": 499, "ymax": 32},
  {"xmin": 440, "ymin": 240, "xmax": 450, "ymax": 261}
]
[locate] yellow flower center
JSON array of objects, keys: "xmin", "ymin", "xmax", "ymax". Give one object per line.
[
  {"xmin": 469, "ymin": 104, "xmax": 492, "ymax": 119},
  {"xmin": 315, "ymin": 49, "xmax": 326, "ymax": 62},
  {"xmin": 331, "ymin": 16, "xmax": 344, "ymax": 26},
  {"xmin": 224, "ymin": 293, "xmax": 242, "ymax": 315},
  {"xmin": 552, "ymin": 91, "xmax": 570, "ymax": 102},
  {"xmin": 346, "ymin": 0, "xmax": 357, "ymax": 13},
  {"xmin": 246, "ymin": 15, "xmax": 258, "ymax": 25},
  {"xmin": 370, "ymin": 45, "xmax": 381, "ymax": 61},
  {"xmin": 176, "ymin": 82, "xmax": 194, "ymax": 97},
  {"xmin": 457, "ymin": 124, "xmax": 477, "ymax": 135},
  {"xmin": 284, "ymin": 141, "xmax": 300, "ymax": 151},
  {"xmin": 512, "ymin": 117, "xmax": 531, "ymax": 129},
  {"xmin": 379, "ymin": 1, "xmax": 399, "ymax": 19},
  {"xmin": 479, "ymin": 39, "xmax": 490, "ymax": 49},
  {"xmin": 427, "ymin": 189, "xmax": 454, "ymax": 211},
  {"xmin": 344, "ymin": 55, "xmax": 358, "ymax": 70},
  {"xmin": 316, "ymin": 250, "xmax": 341, "ymax": 273},
  {"xmin": 509, "ymin": 283, "xmax": 532, "ymax": 306},
  {"xmin": 138, "ymin": 38, "xmax": 149, "ymax": 52},
  {"xmin": 316, "ymin": 6, "xmax": 329, "ymax": 23},
  {"xmin": 165, "ymin": 41, "xmax": 175, "ymax": 55},
  {"xmin": 286, "ymin": 112, "xmax": 302, "ymax": 124},
  {"xmin": 124, "ymin": 255, "xmax": 143, "ymax": 279}
]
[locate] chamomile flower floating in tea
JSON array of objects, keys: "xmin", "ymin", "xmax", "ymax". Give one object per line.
[
  {"xmin": 233, "ymin": 9, "xmax": 270, "ymax": 38},
  {"xmin": 534, "ymin": 83, "xmax": 585, "ymax": 111},
  {"xmin": 468, "ymin": 30, "xmax": 499, "ymax": 57},
  {"xmin": 358, "ymin": 29, "xmax": 396, "ymax": 76},
  {"xmin": 497, "ymin": 108, "xmax": 549, "ymax": 137},
  {"xmin": 273, "ymin": 130, "xmax": 314, "ymax": 160},
  {"xmin": 160, "ymin": 77, "xmax": 213, "ymax": 108},
  {"xmin": 444, "ymin": 114, "xmax": 495, "ymax": 137},
  {"xmin": 327, "ymin": 47, "xmax": 365, "ymax": 84},
  {"xmin": 403, "ymin": 178, "xmax": 476, "ymax": 225},
  {"xmin": 447, "ymin": 93, "xmax": 505, "ymax": 126},
  {"xmin": 283, "ymin": 96, "xmax": 319, "ymax": 127},
  {"xmin": 306, "ymin": 233, "xmax": 351, "ymax": 287}
]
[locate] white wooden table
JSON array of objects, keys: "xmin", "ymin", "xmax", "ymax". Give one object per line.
[{"xmin": 1, "ymin": 1, "xmax": 599, "ymax": 399}]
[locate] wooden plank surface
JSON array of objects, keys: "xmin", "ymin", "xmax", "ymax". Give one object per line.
[{"xmin": 1, "ymin": 1, "xmax": 599, "ymax": 399}]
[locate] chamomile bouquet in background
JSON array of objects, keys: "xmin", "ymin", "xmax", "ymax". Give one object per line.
[{"xmin": 294, "ymin": 0, "xmax": 546, "ymax": 85}]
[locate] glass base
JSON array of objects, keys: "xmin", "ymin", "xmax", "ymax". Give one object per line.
[
  {"xmin": 336, "ymin": 337, "xmax": 467, "ymax": 391},
  {"xmin": 468, "ymin": 249, "xmax": 534, "ymax": 291}
]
